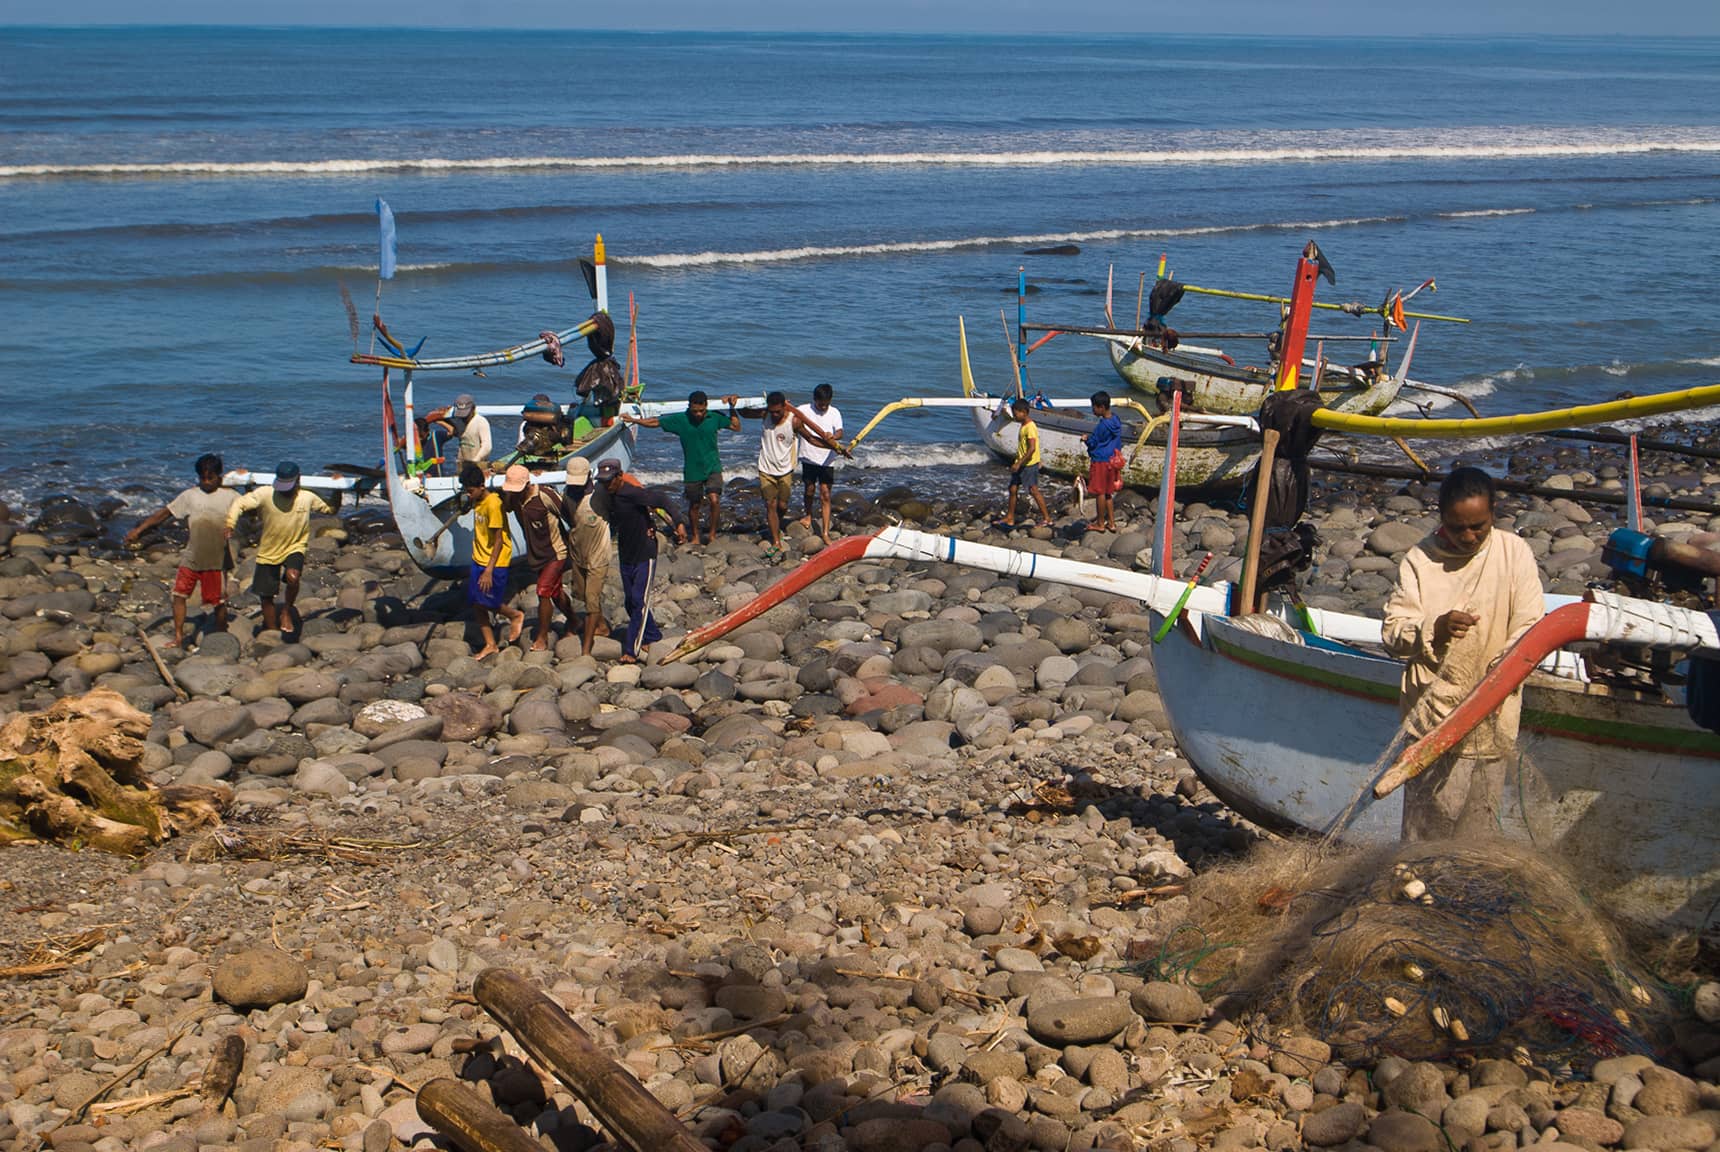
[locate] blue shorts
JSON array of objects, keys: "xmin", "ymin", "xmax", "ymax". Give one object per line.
[
  {"xmin": 468, "ymin": 562, "xmax": 510, "ymax": 610},
  {"xmin": 1010, "ymin": 464, "xmax": 1041, "ymax": 489}
]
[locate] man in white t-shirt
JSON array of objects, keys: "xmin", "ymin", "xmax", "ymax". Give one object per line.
[
  {"xmin": 796, "ymin": 384, "xmax": 845, "ymax": 540},
  {"xmin": 125, "ymin": 453, "xmax": 238, "ymax": 648},
  {"xmin": 730, "ymin": 390, "xmax": 847, "ymax": 559}
]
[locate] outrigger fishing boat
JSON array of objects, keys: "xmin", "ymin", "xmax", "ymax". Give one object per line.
[
  {"xmin": 843, "ymin": 318, "xmax": 1262, "ymax": 493},
  {"xmin": 662, "ymin": 243, "xmax": 1720, "ymax": 936},
  {"xmin": 1025, "ymin": 254, "xmax": 1470, "ymax": 419},
  {"xmin": 661, "ymin": 522, "xmax": 1720, "ymax": 939},
  {"xmin": 347, "ymin": 224, "xmax": 761, "ymax": 578}
]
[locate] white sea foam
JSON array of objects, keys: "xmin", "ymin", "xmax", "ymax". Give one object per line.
[
  {"xmin": 1684, "ymin": 356, "xmax": 1720, "ymax": 368},
  {"xmin": 1436, "ymin": 208, "xmax": 1537, "ymax": 219},
  {"xmin": 7, "ymin": 134, "xmax": 1720, "ymax": 180},
  {"xmin": 625, "ymin": 216, "xmax": 1397, "ymax": 268},
  {"xmin": 848, "ymin": 444, "xmax": 994, "ymax": 470}
]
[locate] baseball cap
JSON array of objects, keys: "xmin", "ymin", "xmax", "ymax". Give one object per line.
[
  {"xmin": 502, "ymin": 464, "xmax": 530, "ymax": 493},
  {"xmin": 596, "ymin": 459, "xmax": 622, "ymax": 482},
  {"xmin": 452, "ymin": 394, "xmax": 476, "ymax": 417},
  {"xmin": 273, "ymin": 461, "xmax": 301, "ymax": 492},
  {"xmin": 565, "ymin": 457, "xmax": 591, "ymax": 485}
]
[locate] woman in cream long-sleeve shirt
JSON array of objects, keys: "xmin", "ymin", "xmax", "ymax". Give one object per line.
[{"xmin": 1382, "ymin": 467, "xmax": 1544, "ymax": 840}]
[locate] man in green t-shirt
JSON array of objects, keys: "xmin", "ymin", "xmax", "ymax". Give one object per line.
[{"xmin": 621, "ymin": 390, "xmax": 739, "ymax": 545}]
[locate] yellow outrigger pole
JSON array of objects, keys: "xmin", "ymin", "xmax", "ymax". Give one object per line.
[
  {"xmin": 845, "ymin": 316, "xmax": 1168, "ymax": 453},
  {"xmin": 1312, "ymin": 381, "xmax": 1720, "ymax": 439},
  {"xmin": 1180, "ymin": 282, "xmax": 1470, "ymax": 325}
]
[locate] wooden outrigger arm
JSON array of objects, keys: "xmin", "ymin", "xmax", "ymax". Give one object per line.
[{"xmin": 352, "ymin": 315, "xmax": 605, "ymax": 372}]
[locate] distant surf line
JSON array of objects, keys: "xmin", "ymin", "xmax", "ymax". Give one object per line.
[{"xmin": 7, "ymin": 138, "xmax": 1720, "ymax": 180}]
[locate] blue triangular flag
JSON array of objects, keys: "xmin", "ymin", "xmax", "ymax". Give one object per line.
[{"xmin": 376, "ymin": 198, "xmax": 397, "ymax": 280}]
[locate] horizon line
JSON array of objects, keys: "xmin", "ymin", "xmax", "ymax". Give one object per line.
[{"xmin": 3, "ymin": 23, "xmax": 1715, "ymax": 39}]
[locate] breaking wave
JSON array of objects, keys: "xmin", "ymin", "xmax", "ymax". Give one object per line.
[
  {"xmin": 7, "ymin": 134, "xmax": 1720, "ymax": 181},
  {"xmin": 624, "ymin": 216, "xmax": 1401, "ymax": 268}
]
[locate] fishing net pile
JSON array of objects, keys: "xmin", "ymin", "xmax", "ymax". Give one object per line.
[{"xmin": 1154, "ymin": 839, "xmax": 1673, "ymax": 1076}]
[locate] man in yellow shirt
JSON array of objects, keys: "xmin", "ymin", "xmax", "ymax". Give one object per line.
[
  {"xmin": 224, "ymin": 461, "xmax": 340, "ymax": 637},
  {"xmin": 463, "ymin": 462, "xmax": 524, "ymax": 659},
  {"xmin": 1001, "ymin": 397, "xmax": 1051, "ymax": 529}
]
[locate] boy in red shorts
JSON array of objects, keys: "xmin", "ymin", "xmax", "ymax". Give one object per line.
[
  {"xmin": 501, "ymin": 463, "xmax": 577, "ymax": 651},
  {"xmin": 125, "ymin": 453, "xmax": 237, "ymax": 648},
  {"xmin": 1083, "ymin": 390, "xmax": 1124, "ymax": 532}
]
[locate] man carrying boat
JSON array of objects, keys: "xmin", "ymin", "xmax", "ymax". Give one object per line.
[
  {"xmin": 596, "ymin": 458, "xmax": 688, "ymax": 665},
  {"xmin": 124, "ymin": 453, "xmax": 237, "ymax": 649},
  {"xmin": 1383, "ymin": 468, "xmax": 1544, "ymax": 840},
  {"xmin": 223, "ymin": 461, "xmax": 341, "ymax": 638},
  {"xmin": 462, "ymin": 462, "xmax": 525, "ymax": 659},
  {"xmin": 620, "ymin": 391, "xmax": 738, "ymax": 546},
  {"xmin": 1082, "ymin": 391, "xmax": 1124, "ymax": 533},
  {"xmin": 453, "ymin": 394, "xmax": 492, "ymax": 468},
  {"xmin": 561, "ymin": 457, "xmax": 612, "ymax": 657},
  {"xmin": 500, "ymin": 464, "xmax": 577, "ymax": 652},
  {"xmin": 796, "ymin": 384, "xmax": 844, "ymax": 540},
  {"xmin": 729, "ymin": 391, "xmax": 850, "ymax": 560}
]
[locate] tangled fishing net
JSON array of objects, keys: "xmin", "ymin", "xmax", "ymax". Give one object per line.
[{"xmin": 1153, "ymin": 838, "xmax": 1675, "ymax": 1076}]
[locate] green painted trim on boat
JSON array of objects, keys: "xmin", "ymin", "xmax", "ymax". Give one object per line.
[{"xmin": 1210, "ymin": 628, "xmax": 1720, "ymax": 760}]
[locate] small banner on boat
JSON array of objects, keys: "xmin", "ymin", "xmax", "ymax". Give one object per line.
[{"xmin": 376, "ymin": 198, "xmax": 397, "ymax": 281}]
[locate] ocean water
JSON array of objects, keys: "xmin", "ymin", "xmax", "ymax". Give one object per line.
[{"xmin": 1, "ymin": 29, "xmax": 1717, "ymax": 515}]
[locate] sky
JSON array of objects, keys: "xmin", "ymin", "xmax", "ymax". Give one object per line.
[{"xmin": 4, "ymin": 0, "xmax": 1717, "ymax": 37}]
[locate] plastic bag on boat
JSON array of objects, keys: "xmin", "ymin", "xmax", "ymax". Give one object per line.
[{"xmin": 1148, "ymin": 278, "xmax": 1184, "ymax": 323}]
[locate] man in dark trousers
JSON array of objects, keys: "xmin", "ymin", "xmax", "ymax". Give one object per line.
[{"xmin": 595, "ymin": 458, "xmax": 688, "ymax": 665}]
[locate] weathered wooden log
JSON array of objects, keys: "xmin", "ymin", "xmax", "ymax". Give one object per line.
[
  {"xmin": 0, "ymin": 689, "xmax": 229, "ymax": 854},
  {"xmin": 200, "ymin": 1035, "xmax": 244, "ymax": 1107},
  {"xmin": 417, "ymin": 1078, "xmax": 544, "ymax": 1152},
  {"xmin": 473, "ymin": 968, "xmax": 705, "ymax": 1152}
]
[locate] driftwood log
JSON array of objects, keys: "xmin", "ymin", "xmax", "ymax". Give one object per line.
[
  {"xmin": 418, "ymin": 1079, "xmax": 546, "ymax": 1152},
  {"xmin": 471, "ymin": 968, "xmax": 705, "ymax": 1152},
  {"xmin": 0, "ymin": 688, "xmax": 229, "ymax": 854}
]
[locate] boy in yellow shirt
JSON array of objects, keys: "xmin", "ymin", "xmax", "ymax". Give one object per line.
[
  {"xmin": 463, "ymin": 462, "xmax": 525, "ymax": 659},
  {"xmin": 224, "ymin": 461, "xmax": 340, "ymax": 637},
  {"xmin": 1001, "ymin": 398, "xmax": 1051, "ymax": 528}
]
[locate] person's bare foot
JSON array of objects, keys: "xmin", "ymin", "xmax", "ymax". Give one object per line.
[
  {"xmin": 473, "ymin": 645, "xmax": 499, "ymax": 660},
  {"xmin": 797, "ymin": 516, "xmax": 812, "ymax": 529},
  {"xmin": 163, "ymin": 638, "xmax": 183, "ymax": 650},
  {"xmin": 530, "ymin": 638, "xmax": 549, "ymax": 652},
  {"xmin": 506, "ymin": 614, "xmax": 525, "ymax": 643}
]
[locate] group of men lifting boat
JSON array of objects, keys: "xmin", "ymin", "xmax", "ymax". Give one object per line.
[{"xmin": 126, "ymin": 385, "xmax": 1538, "ymax": 839}]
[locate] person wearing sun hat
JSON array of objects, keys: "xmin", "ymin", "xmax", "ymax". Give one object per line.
[
  {"xmin": 224, "ymin": 460, "xmax": 341, "ymax": 637},
  {"xmin": 595, "ymin": 457, "xmax": 687, "ymax": 664},
  {"xmin": 560, "ymin": 456, "xmax": 613, "ymax": 656},
  {"xmin": 501, "ymin": 463, "xmax": 576, "ymax": 651}
]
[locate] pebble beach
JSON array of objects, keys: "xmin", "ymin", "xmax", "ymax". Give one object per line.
[{"xmin": 1, "ymin": 430, "xmax": 1718, "ymax": 1152}]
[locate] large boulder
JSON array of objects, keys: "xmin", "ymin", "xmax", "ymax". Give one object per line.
[{"xmin": 423, "ymin": 692, "xmax": 502, "ymax": 742}]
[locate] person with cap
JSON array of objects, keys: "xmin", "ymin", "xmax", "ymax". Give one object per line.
[
  {"xmin": 797, "ymin": 383, "xmax": 845, "ymax": 540},
  {"xmin": 561, "ymin": 456, "xmax": 613, "ymax": 657},
  {"xmin": 501, "ymin": 463, "xmax": 577, "ymax": 651},
  {"xmin": 224, "ymin": 460, "xmax": 341, "ymax": 637},
  {"xmin": 125, "ymin": 453, "xmax": 238, "ymax": 648},
  {"xmin": 452, "ymin": 393, "xmax": 492, "ymax": 467},
  {"xmin": 595, "ymin": 457, "xmax": 687, "ymax": 664},
  {"xmin": 728, "ymin": 391, "xmax": 850, "ymax": 560},
  {"xmin": 620, "ymin": 390, "xmax": 738, "ymax": 546},
  {"xmin": 463, "ymin": 461, "xmax": 524, "ymax": 659}
]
